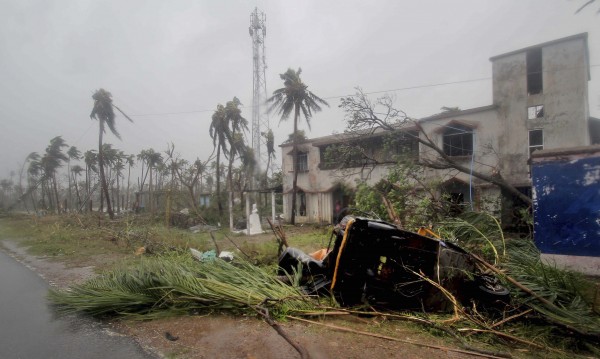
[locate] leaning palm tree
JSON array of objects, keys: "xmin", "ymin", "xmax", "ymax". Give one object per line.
[
  {"xmin": 209, "ymin": 104, "xmax": 232, "ymax": 217},
  {"xmin": 267, "ymin": 68, "xmax": 329, "ymax": 224},
  {"xmin": 89, "ymin": 89, "xmax": 133, "ymax": 219}
]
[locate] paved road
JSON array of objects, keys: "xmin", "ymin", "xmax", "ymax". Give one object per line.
[{"xmin": 0, "ymin": 249, "xmax": 157, "ymax": 359}]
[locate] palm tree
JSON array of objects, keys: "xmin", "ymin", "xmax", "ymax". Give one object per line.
[
  {"xmin": 137, "ymin": 148, "xmax": 162, "ymax": 215},
  {"xmin": 239, "ymin": 146, "xmax": 256, "ymax": 210},
  {"xmin": 224, "ymin": 98, "xmax": 248, "ymax": 230},
  {"xmin": 66, "ymin": 146, "xmax": 81, "ymax": 211},
  {"xmin": 259, "ymin": 129, "xmax": 276, "ymax": 189},
  {"xmin": 267, "ymin": 68, "xmax": 329, "ymax": 224},
  {"xmin": 112, "ymin": 151, "xmax": 126, "ymax": 213},
  {"xmin": 100, "ymin": 143, "xmax": 120, "ymax": 212},
  {"xmin": 26, "ymin": 153, "xmax": 42, "ymax": 211},
  {"xmin": 83, "ymin": 150, "xmax": 98, "ymax": 210},
  {"xmin": 209, "ymin": 103, "xmax": 232, "ymax": 217},
  {"xmin": 42, "ymin": 136, "xmax": 69, "ymax": 214},
  {"xmin": 89, "ymin": 88, "xmax": 133, "ymax": 219},
  {"xmin": 71, "ymin": 164, "xmax": 84, "ymax": 209},
  {"xmin": 125, "ymin": 154, "xmax": 135, "ymax": 209}
]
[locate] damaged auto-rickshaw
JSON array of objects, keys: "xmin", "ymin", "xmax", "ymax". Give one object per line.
[{"xmin": 278, "ymin": 215, "xmax": 509, "ymax": 311}]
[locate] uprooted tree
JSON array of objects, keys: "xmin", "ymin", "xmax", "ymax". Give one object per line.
[{"xmin": 336, "ymin": 88, "xmax": 532, "ymax": 207}]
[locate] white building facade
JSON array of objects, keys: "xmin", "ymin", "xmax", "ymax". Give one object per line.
[{"xmin": 280, "ymin": 33, "xmax": 596, "ymax": 224}]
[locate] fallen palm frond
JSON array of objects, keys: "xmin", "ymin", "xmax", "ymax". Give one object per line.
[
  {"xmin": 502, "ymin": 239, "xmax": 600, "ymax": 337},
  {"xmin": 438, "ymin": 212, "xmax": 600, "ymax": 341},
  {"xmin": 48, "ymin": 253, "xmax": 316, "ymax": 319},
  {"xmin": 438, "ymin": 212, "xmax": 506, "ymax": 264}
]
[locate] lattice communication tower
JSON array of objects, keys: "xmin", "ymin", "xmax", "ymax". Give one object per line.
[{"xmin": 249, "ymin": 7, "xmax": 270, "ymax": 183}]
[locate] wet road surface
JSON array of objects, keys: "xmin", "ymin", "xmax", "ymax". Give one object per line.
[{"xmin": 0, "ymin": 249, "xmax": 157, "ymax": 359}]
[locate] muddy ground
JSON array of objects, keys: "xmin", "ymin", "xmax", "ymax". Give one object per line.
[{"xmin": 0, "ymin": 238, "xmax": 518, "ymax": 359}]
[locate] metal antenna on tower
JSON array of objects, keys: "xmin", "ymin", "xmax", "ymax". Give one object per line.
[{"xmin": 249, "ymin": 7, "xmax": 270, "ymax": 186}]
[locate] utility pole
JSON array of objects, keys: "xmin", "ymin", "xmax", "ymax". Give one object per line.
[{"xmin": 249, "ymin": 7, "xmax": 270, "ymax": 187}]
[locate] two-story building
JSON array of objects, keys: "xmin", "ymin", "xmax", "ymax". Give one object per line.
[{"xmin": 280, "ymin": 33, "xmax": 598, "ymax": 224}]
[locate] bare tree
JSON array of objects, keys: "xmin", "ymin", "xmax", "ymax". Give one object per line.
[
  {"xmin": 338, "ymin": 89, "xmax": 532, "ymax": 205},
  {"xmin": 165, "ymin": 143, "xmax": 213, "ymax": 218}
]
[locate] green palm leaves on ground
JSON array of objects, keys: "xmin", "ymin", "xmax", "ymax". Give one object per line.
[
  {"xmin": 439, "ymin": 212, "xmax": 600, "ymax": 338},
  {"xmin": 49, "ymin": 254, "xmax": 314, "ymax": 319}
]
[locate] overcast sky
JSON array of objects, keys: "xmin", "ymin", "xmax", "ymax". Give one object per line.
[{"xmin": 1, "ymin": 0, "xmax": 599, "ymax": 180}]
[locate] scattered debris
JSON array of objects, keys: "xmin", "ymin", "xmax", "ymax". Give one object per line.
[
  {"xmin": 190, "ymin": 248, "xmax": 217, "ymax": 262},
  {"xmin": 218, "ymin": 251, "xmax": 234, "ymax": 262},
  {"xmin": 164, "ymin": 332, "xmax": 179, "ymax": 341},
  {"xmin": 267, "ymin": 217, "xmax": 288, "ymax": 256},
  {"xmin": 189, "ymin": 224, "xmax": 218, "ymax": 233}
]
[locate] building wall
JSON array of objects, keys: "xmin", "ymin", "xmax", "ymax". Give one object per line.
[
  {"xmin": 281, "ymin": 140, "xmax": 394, "ymax": 223},
  {"xmin": 419, "ymin": 108, "xmax": 500, "ymax": 195},
  {"xmin": 492, "ymin": 35, "xmax": 590, "ymax": 185}
]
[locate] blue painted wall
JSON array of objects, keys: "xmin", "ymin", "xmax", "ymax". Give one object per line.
[{"xmin": 532, "ymin": 156, "xmax": 600, "ymax": 256}]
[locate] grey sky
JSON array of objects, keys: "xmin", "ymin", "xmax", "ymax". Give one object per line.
[{"xmin": 1, "ymin": 0, "xmax": 599, "ymax": 180}]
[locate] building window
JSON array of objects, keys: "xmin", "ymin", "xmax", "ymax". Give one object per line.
[
  {"xmin": 443, "ymin": 125, "xmax": 473, "ymax": 157},
  {"xmin": 390, "ymin": 131, "xmax": 419, "ymax": 158},
  {"xmin": 527, "ymin": 105, "xmax": 544, "ymax": 120},
  {"xmin": 529, "ymin": 129, "xmax": 543, "ymax": 154},
  {"xmin": 296, "ymin": 152, "xmax": 308, "ymax": 172},
  {"xmin": 527, "ymin": 48, "xmax": 543, "ymax": 95}
]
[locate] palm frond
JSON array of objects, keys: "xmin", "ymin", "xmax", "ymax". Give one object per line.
[{"xmin": 49, "ymin": 253, "xmax": 315, "ymax": 319}]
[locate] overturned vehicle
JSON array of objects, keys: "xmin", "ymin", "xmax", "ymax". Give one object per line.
[{"xmin": 278, "ymin": 216, "xmax": 509, "ymax": 311}]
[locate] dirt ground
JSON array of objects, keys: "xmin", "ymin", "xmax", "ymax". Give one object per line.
[{"xmin": 0, "ymin": 238, "xmax": 517, "ymax": 359}]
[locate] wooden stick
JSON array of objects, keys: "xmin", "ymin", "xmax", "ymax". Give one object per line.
[
  {"xmin": 489, "ymin": 309, "xmax": 533, "ymax": 329},
  {"xmin": 294, "ymin": 311, "xmax": 350, "ymax": 316},
  {"xmin": 255, "ymin": 307, "xmax": 310, "ymax": 359},
  {"xmin": 209, "ymin": 231, "xmax": 221, "ymax": 254},
  {"xmin": 288, "ymin": 316, "xmax": 511, "ymax": 359},
  {"xmin": 457, "ymin": 328, "xmax": 566, "ymax": 355},
  {"xmin": 222, "ymin": 233, "xmax": 251, "ymax": 259}
]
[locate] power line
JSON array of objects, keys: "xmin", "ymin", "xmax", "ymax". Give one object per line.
[
  {"xmin": 126, "ymin": 63, "xmax": 600, "ymax": 118},
  {"xmin": 127, "ymin": 77, "xmax": 492, "ymax": 118}
]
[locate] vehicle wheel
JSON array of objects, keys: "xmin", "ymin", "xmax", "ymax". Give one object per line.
[{"xmin": 475, "ymin": 275, "xmax": 510, "ymax": 305}]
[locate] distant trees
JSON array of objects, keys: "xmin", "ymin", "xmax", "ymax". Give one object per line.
[
  {"xmin": 268, "ymin": 68, "xmax": 328, "ymax": 224},
  {"xmin": 1, "ymin": 84, "xmax": 283, "ymax": 223},
  {"xmin": 136, "ymin": 148, "xmax": 162, "ymax": 215}
]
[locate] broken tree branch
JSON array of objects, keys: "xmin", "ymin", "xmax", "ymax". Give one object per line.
[
  {"xmin": 288, "ymin": 316, "xmax": 511, "ymax": 359},
  {"xmin": 255, "ymin": 305, "xmax": 310, "ymax": 359}
]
